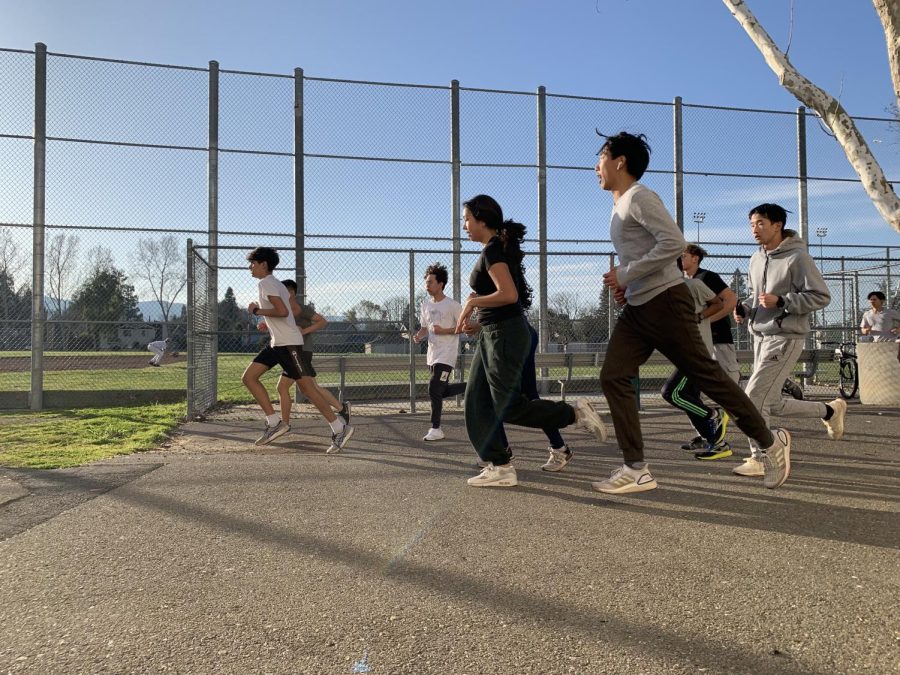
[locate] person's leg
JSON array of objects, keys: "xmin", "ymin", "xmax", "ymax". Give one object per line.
[
  {"xmin": 464, "ymin": 333, "xmax": 510, "ymax": 466},
  {"xmin": 521, "ymin": 324, "xmax": 566, "ymax": 449},
  {"xmin": 713, "ymin": 343, "xmax": 741, "ymax": 383},
  {"xmin": 599, "ymin": 307, "xmax": 655, "ymax": 463},
  {"xmin": 428, "ymin": 364, "xmax": 451, "ymax": 429},
  {"xmin": 242, "ymin": 362, "xmax": 276, "ymax": 416},
  {"xmin": 276, "ymin": 375, "xmax": 295, "ymax": 426},
  {"xmin": 661, "ymin": 370, "xmax": 713, "ymax": 436},
  {"xmin": 312, "ymin": 378, "xmax": 343, "ymax": 411}
]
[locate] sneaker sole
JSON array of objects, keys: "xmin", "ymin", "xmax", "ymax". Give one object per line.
[
  {"xmin": 732, "ymin": 468, "xmax": 764, "ymax": 477},
  {"xmin": 695, "ymin": 448, "xmax": 733, "ymax": 461},
  {"xmin": 577, "ymin": 400, "xmax": 609, "ymax": 442},
  {"xmin": 255, "ymin": 429, "xmax": 288, "ymax": 447},
  {"xmin": 541, "ymin": 455, "xmax": 572, "ymax": 472},
  {"xmin": 824, "ymin": 399, "xmax": 847, "ymax": 440},
  {"xmin": 467, "ymin": 478, "xmax": 518, "ymax": 487},
  {"xmin": 591, "ymin": 479, "xmax": 658, "ymax": 494},
  {"xmin": 423, "ymin": 436, "xmax": 444, "ymax": 442}
]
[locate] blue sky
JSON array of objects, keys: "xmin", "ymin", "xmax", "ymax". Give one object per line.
[
  {"xmin": 1, "ymin": 1, "xmax": 897, "ymax": 318},
  {"xmin": 0, "ymin": 0, "xmax": 893, "ymax": 115}
]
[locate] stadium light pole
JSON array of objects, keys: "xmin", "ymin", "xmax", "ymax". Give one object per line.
[
  {"xmin": 692, "ymin": 211, "xmax": 706, "ymax": 243},
  {"xmin": 815, "ymin": 227, "xmax": 828, "ymax": 329}
]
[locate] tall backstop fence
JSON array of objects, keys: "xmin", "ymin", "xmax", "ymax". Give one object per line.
[{"xmin": 1, "ymin": 44, "xmax": 897, "ymax": 411}]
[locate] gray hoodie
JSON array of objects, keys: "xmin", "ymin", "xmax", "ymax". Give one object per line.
[{"xmin": 741, "ymin": 230, "xmax": 830, "ymax": 338}]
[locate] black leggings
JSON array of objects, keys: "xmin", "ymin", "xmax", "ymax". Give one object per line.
[{"xmin": 429, "ymin": 363, "xmax": 467, "ymax": 428}]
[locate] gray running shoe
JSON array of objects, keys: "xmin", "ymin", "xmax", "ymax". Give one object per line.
[
  {"xmin": 326, "ymin": 424, "xmax": 355, "ymax": 454},
  {"xmin": 255, "ymin": 421, "xmax": 290, "ymax": 446},
  {"xmin": 541, "ymin": 445, "xmax": 573, "ymax": 472}
]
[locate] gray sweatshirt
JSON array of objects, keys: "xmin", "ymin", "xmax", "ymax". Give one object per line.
[
  {"xmin": 741, "ymin": 230, "xmax": 831, "ymax": 338},
  {"xmin": 610, "ymin": 183, "xmax": 686, "ymax": 306}
]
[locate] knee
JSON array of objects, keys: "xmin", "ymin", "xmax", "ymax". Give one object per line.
[
  {"xmin": 241, "ymin": 371, "xmax": 255, "ymax": 387},
  {"xmin": 428, "ymin": 379, "xmax": 444, "ymax": 399}
]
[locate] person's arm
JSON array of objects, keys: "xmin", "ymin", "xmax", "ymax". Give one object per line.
[
  {"xmin": 300, "ymin": 311, "xmax": 328, "ymax": 336},
  {"xmin": 700, "ymin": 295, "xmax": 725, "ymax": 321},
  {"xmin": 248, "ymin": 294, "xmax": 289, "ymax": 318},
  {"xmin": 765, "ymin": 252, "xmax": 830, "ymax": 314},
  {"xmin": 707, "ymin": 287, "xmax": 737, "ymax": 323},
  {"xmin": 456, "ymin": 264, "xmax": 517, "ymax": 333},
  {"xmin": 614, "ymin": 191, "xmax": 686, "ymax": 288},
  {"xmin": 860, "ymin": 312, "xmax": 872, "ymax": 335}
]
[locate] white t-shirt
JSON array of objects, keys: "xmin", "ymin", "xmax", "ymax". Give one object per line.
[
  {"xmin": 860, "ymin": 308, "xmax": 900, "ymax": 342},
  {"xmin": 258, "ymin": 275, "xmax": 304, "ymax": 348},
  {"xmin": 420, "ymin": 296, "xmax": 462, "ymax": 366}
]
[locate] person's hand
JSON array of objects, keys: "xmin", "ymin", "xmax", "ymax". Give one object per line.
[
  {"xmin": 248, "ymin": 302, "xmax": 259, "ymax": 315},
  {"xmin": 613, "ymin": 287, "xmax": 626, "ymax": 305},
  {"xmin": 413, "ymin": 330, "xmax": 423, "ymax": 343},
  {"xmin": 258, "ymin": 320, "xmax": 267, "ymax": 332},
  {"xmin": 602, "ymin": 268, "xmax": 620, "ymax": 290},
  {"xmin": 758, "ymin": 293, "xmax": 779, "ymax": 309},
  {"xmin": 456, "ymin": 301, "xmax": 476, "ymax": 334}
]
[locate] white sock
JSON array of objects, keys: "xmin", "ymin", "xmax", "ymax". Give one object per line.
[
  {"xmin": 266, "ymin": 413, "xmax": 280, "ymax": 427},
  {"xmin": 329, "ymin": 417, "xmax": 345, "ymax": 433}
]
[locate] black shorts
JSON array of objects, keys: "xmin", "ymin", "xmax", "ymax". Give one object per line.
[
  {"xmin": 252, "ymin": 346, "xmax": 312, "ymax": 380},
  {"xmin": 285, "ymin": 349, "xmax": 316, "ymax": 378}
]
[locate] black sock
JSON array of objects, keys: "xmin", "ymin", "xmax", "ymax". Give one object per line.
[{"xmin": 823, "ymin": 404, "xmax": 834, "ymax": 421}]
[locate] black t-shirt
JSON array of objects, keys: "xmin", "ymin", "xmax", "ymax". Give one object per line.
[
  {"xmin": 694, "ymin": 268, "xmax": 733, "ymax": 345},
  {"xmin": 469, "ymin": 236, "xmax": 523, "ymax": 325}
]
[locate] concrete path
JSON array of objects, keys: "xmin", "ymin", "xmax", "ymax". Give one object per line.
[{"xmin": 1, "ymin": 399, "xmax": 898, "ymax": 673}]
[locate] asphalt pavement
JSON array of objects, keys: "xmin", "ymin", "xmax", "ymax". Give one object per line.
[{"xmin": 1, "ymin": 397, "xmax": 898, "ymax": 674}]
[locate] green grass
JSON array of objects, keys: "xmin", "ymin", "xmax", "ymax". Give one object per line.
[{"xmin": 0, "ymin": 402, "xmax": 186, "ymax": 469}]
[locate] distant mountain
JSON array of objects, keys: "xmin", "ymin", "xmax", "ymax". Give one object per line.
[{"xmin": 138, "ymin": 302, "xmax": 186, "ymax": 322}]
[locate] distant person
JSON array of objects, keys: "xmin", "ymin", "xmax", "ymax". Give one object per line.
[
  {"xmin": 147, "ymin": 338, "xmax": 169, "ymax": 367},
  {"xmin": 732, "ymin": 203, "xmax": 843, "ymax": 479},
  {"xmin": 241, "ymin": 247, "xmax": 353, "ymax": 451},
  {"xmin": 412, "ymin": 262, "xmax": 466, "ymax": 442},
  {"xmin": 279, "ymin": 279, "xmax": 350, "ymax": 435},
  {"xmin": 860, "ymin": 291, "xmax": 900, "ymax": 342},
  {"xmin": 594, "ymin": 131, "xmax": 791, "ymax": 492}
]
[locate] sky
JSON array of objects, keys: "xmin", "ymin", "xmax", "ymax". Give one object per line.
[
  {"xmin": 1, "ymin": 0, "xmax": 897, "ymax": 319},
  {"xmin": 0, "ymin": 0, "xmax": 894, "ymax": 115}
]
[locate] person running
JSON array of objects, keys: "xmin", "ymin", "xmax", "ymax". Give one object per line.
[
  {"xmin": 731, "ymin": 204, "xmax": 845, "ymax": 478},
  {"xmin": 147, "ymin": 338, "xmax": 169, "ymax": 367},
  {"xmin": 412, "ymin": 263, "xmax": 466, "ymax": 441},
  {"xmin": 241, "ymin": 247, "xmax": 353, "ymax": 451},
  {"xmin": 279, "ymin": 279, "xmax": 351, "ymax": 430},
  {"xmin": 860, "ymin": 291, "xmax": 900, "ymax": 342},
  {"xmin": 594, "ymin": 131, "xmax": 792, "ymax": 492},
  {"xmin": 455, "ymin": 194, "xmax": 607, "ymax": 488},
  {"xmin": 660, "ymin": 275, "xmax": 733, "ymax": 460}
]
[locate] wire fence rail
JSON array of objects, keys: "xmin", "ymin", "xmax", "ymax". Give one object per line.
[{"xmin": 1, "ymin": 43, "xmax": 897, "ymax": 411}]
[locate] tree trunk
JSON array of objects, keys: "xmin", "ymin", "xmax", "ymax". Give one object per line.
[{"xmin": 722, "ymin": 0, "xmax": 900, "ymax": 234}]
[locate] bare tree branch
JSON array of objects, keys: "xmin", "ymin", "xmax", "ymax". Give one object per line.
[
  {"xmin": 130, "ymin": 235, "xmax": 187, "ymax": 327},
  {"xmin": 723, "ymin": 0, "xmax": 900, "ymax": 233},
  {"xmin": 874, "ymin": 0, "xmax": 900, "ymax": 105},
  {"xmin": 45, "ymin": 233, "xmax": 80, "ymax": 317}
]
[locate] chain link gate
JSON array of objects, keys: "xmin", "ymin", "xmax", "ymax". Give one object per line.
[{"xmin": 187, "ymin": 240, "xmax": 216, "ymax": 418}]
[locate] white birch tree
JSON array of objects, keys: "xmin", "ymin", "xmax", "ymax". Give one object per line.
[{"xmin": 722, "ymin": 0, "xmax": 900, "ymax": 233}]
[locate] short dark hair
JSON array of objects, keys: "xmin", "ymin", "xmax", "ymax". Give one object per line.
[
  {"xmin": 282, "ymin": 279, "xmax": 297, "ymax": 293},
  {"xmin": 748, "ymin": 203, "xmax": 788, "ymax": 229},
  {"xmin": 246, "ymin": 247, "xmax": 279, "ymax": 271},
  {"xmin": 867, "ymin": 291, "xmax": 886, "ymax": 301},
  {"xmin": 596, "ymin": 130, "xmax": 651, "ymax": 180},
  {"xmin": 424, "ymin": 262, "xmax": 448, "ymax": 289},
  {"xmin": 684, "ymin": 243, "xmax": 707, "ymax": 263}
]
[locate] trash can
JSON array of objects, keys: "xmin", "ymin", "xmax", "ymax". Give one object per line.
[{"xmin": 857, "ymin": 341, "xmax": 900, "ymax": 406}]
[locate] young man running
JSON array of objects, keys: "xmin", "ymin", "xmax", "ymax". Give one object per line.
[
  {"xmin": 241, "ymin": 247, "xmax": 353, "ymax": 452},
  {"xmin": 413, "ymin": 263, "xmax": 466, "ymax": 441},
  {"xmin": 731, "ymin": 204, "xmax": 844, "ymax": 478},
  {"xmin": 593, "ymin": 131, "xmax": 792, "ymax": 493}
]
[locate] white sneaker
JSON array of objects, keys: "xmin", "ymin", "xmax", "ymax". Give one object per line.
[
  {"xmin": 326, "ymin": 424, "xmax": 354, "ymax": 454},
  {"xmin": 591, "ymin": 463, "xmax": 657, "ymax": 494},
  {"xmin": 541, "ymin": 445, "xmax": 573, "ymax": 472},
  {"xmin": 575, "ymin": 398, "xmax": 608, "ymax": 442},
  {"xmin": 732, "ymin": 456, "xmax": 765, "ymax": 477},
  {"xmin": 823, "ymin": 398, "xmax": 847, "ymax": 440},
  {"xmin": 423, "ymin": 428, "xmax": 445, "ymax": 441},
  {"xmin": 255, "ymin": 421, "xmax": 290, "ymax": 446},
  {"xmin": 467, "ymin": 463, "xmax": 518, "ymax": 487},
  {"xmin": 762, "ymin": 428, "xmax": 791, "ymax": 489}
]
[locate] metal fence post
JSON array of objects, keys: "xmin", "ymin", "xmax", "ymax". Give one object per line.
[
  {"xmin": 887, "ymin": 247, "xmax": 892, "ymax": 307},
  {"xmin": 840, "ymin": 256, "xmax": 847, "ymax": 342},
  {"xmin": 295, "ymin": 67, "xmax": 306, "ymax": 305},
  {"xmin": 208, "ymin": 60, "xmax": 219, "ymax": 404},
  {"xmin": 797, "ymin": 106, "xmax": 809, "ymax": 245},
  {"xmin": 451, "ymin": 80, "xmax": 461, "ymax": 301},
  {"xmin": 408, "ymin": 250, "xmax": 416, "ymax": 413},
  {"xmin": 30, "ymin": 42, "xmax": 47, "ymax": 411},
  {"xmin": 673, "ymin": 96, "xmax": 684, "ymax": 233},
  {"xmin": 186, "ymin": 239, "xmax": 195, "ymax": 417},
  {"xmin": 537, "ymin": 85, "xmax": 549, "ymax": 391}
]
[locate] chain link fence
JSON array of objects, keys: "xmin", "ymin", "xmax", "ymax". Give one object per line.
[{"xmin": 1, "ymin": 44, "xmax": 897, "ymax": 412}]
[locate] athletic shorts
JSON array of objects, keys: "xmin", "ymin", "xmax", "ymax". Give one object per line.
[
  {"xmin": 252, "ymin": 345, "xmax": 312, "ymax": 380},
  {"xmin": 283, "ymin": 349, "xmax": 316, "ymax": 378}
]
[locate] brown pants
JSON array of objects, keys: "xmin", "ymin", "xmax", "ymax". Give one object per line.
[{"xmin": 600, "ymin": 283, "xmax": 774, "ymax": 463}]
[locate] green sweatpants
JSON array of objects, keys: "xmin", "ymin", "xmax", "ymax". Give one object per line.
[{"xmin": 464, "ymin": 314, "xmax": 576, "ymax": 465}]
